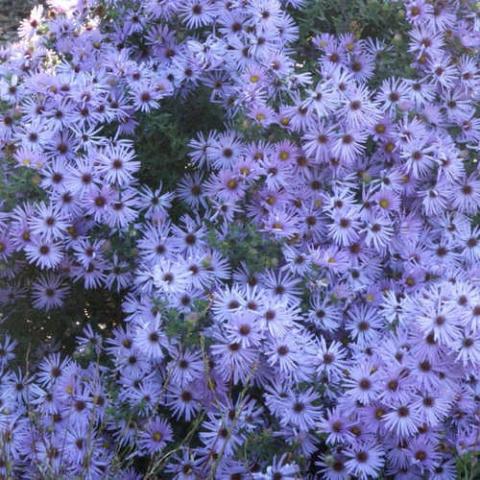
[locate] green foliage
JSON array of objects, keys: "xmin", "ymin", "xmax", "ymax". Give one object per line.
[
  {"xmin": 135, "ymin": 87, "xmax": 224, "ymax": 191},
  {"xmin": 0, "ymin": 160, "xmax": 45, "ymax": 209},
  {"xmin": 2, "ymin": 284, "xmax": 124, "ymax": 359},
  {"xmin": 208, "ymin": 222, "xmax": 284, "ymax": 273},
  {"xmin": 457, "ymin": 452, "xmax": 480, "ymax": 480},
  {"xmin": 293, "ymin": 0, "xmax": 414, "ymax": 82},
  {"xmin": 296, "ymin": 0, "xmax": 407, "ymax": 39},
  {"xmin": 242, "ymin": 427, "xmax": 291, "ymax": 463}
]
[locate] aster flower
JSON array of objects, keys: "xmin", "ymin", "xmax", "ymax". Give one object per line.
[
  {"xmin": 179, "ymin": 0, "xmax": 215, "ymax": 29},
  {"xmin": 0, "ymin": 335, "xmax": 17, "ymax": 368},
  {"xmin": 316, "ymin": 452, "xmax": 350, "ymax": 480},
  {"xmin": 344, "ymin": 362, "xmax": 381, "ymax": 404},
  {"xmin": 31, "ymin": 273, "xmax": 69, "ymax": 311},
  {"xmin": 105, "ymin": 190, "xmax": 140, "ymax": 229},
  {"xmin": 138, "ymin": 417, "xmax": 173, "ymax": 454},
  {"xmin": 210, "ymin": 336, "xmax": 258, "ymax": 384},
  {"xmin": 315, "ymin": 337, "xmax": 348, "ymax": 382},
  {"xmin": 278, "ymin": 387, "xmax": 321, "ymax": 430},
  {"xmin": 98, "ymin": 143, "xmax": 140, "ymax": 187},
  {"xmin": 332, "ymin": 128, "xmax": 367, "ymax": 165},
  {"xmin": 134, "ymin": 315, "xmax": 167, "ymax": 360},
  {"xmin": 383, "ymin": 403, "xmax": 419, "ymax": 438},
  {"xmin": 166, "ymin": 384, "xmax": 200, "ymax": 421},
  {"xmin": 24, "ymin": 237, "xmax": 64, "ymax": 269},
  {"xmin": 417, "ymin": 302, "xmax": 462, "ymax": 345},
  {"xmin": 345, "ymin": 442, "xmax": 384, "ymax": 480},
  {"xmin": 177, "ymin": 173, "xmax": 207, "ymax": 209},
  {"xmin": 319, "ymin": 408, "xmax": 354, "ymax": 445},
  {"xmin": 341, "ymin": 84, "xmax": 380, "ymax": 129},
  {"xmin": 264, "ymin": 454, "xmax": 300, "ymax": 479},
  {"xmin": 328, "ymin": 208, "xmax": 361, "ymax": 246},
  {"xmin": 450, "ymin": 175, "xmax": 480, "ymax": 215},
  {"xmin": 1, "ymin": 0, "xmax": 480, "ymax": 477},
  {"xmin": 129, "ymin": 82, "xmax": 162, "ymax": 113},
  {"xmin": 153, "ymin": 258, "xmax": 191, "ymax": 295}
]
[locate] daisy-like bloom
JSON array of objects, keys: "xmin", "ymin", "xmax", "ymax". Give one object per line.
[
  {"xmin": 188, "ymin": 130, "xmax": 217, "ymax": 168},
  {"xmin": 261, "ymin": 156, "xmax": 292, "ymax": 190},
  {"xmin": 208, "ymin": 170, "xmax": 247, "ymax": 203},
  {"xmin": 104, "ymin": 254, "xmax": 132, "ymax": 292},
  {"xmin": 166, "ymin": 384, "xmax": 200, "ymax": 421},
  {"xmin": 266, "ymin": 334, "xmax": 313, "ymax": 382},
  {"xmin": 450, "ymin": 175, "xmax": 480, "ymax": 215},
  {"xmin": 0, "ymin": 335, "xmax": 17, "ymax": 368},
  {"xmin": 376, "ymin": 77, "xmax": 410, "ymax": 113},
  {"xmin": 71, "ymin": 238, "xmax": 105, "ymax": 268},
  {"xmin": 417, "ymin": 302, "xmax": 462, "ymax": 345},
  {"xmin": 304, "ymin": 81, "xmax": 336, "ymax": 118},
  {"xmin": 408, "ymin": 438, "xmax": 440, "ymax": 473},
  {"xmin": 428, "ymin": 55, "xmax": 459, "ymax": 90},
  {"xmin": 260, "ymin": 269, "xmax": 302, "ymax": 306},
  {"xmin": 153, "ymin": 258, "xmax": 191, "ymax": 295},
  {"xmin": 171, "ymin": 218, "xmax": 208, "ymax": 254},
  {"xmin": 311, "ymin": 245, "xmax": 350, "ymax": 276},
  {"xmin": 318, "ymin": 408, "xmax": 354, "ymax": 445},
  {"xmin": 179, "ymin": 0, "xmax": 215, "ymax": 29},
  {"xmin": 176, "ymin": 173, "xmax": 206, "ymax": 209},
  {"xmin": 31, "ymin": 273, "xmax": 69, "ymax": 311},
  {"xmin": 345, "ymin": 442, "xmax": 384, "ymax": 480},
  {"xmin": 383, "ymin": 403, "xmax": 419, "ymax": 438},
  {"xmin": 137, "ymin": 222, "xmax": 175, "ymax": 264},
  {"xmin": 316, "ymin": 452, "xmax": 350, "ymax": 480},
  {"xmin": 72, "ymin": 259, "xmax": 107, "ymax": 289},
  {"xmin": 129, "ymin": 82, "xmax": 162, "ymax": 112},
  {"xmin": 328, "ymin": 208, "xmax": 361, "ymax": 246},
  {"xmin": 302, "ymin": 121, "xmax": 336, "ymax": 163},
  {"xmin": 263, "ymin": 208, "xmax": 299, "ymax": 239},
  {"xmin": 378, "ymin": 364, "xmax": 415, "ymax": 405},
  {"xmin": 362, "ymin": 216, "xmax": 394, "ymax": 251},
  {"xmin": 83, "ymin": 184, "xmax": 115, "ymax": 222},
  {"xmin": 65, "ymin": 155, "xmax": 99, "ymax": 195},
  {"xmin": 332, "ymin": 128, "xmax": 367, "ymax": 165},
  {"xmin": 98, "ymin": 143, "xmax": 140, "ymax": 186},
  {"xmin": 430, "ymin": 459, "xmax": 457, "ymax": 480},
  {"xmin": 134, "ymin": 315, "xmax": 167, "ymax": 360},
  {"xmin": 400, "ymin": 138, "xmax": 436, "ymax": 179},
  {"xmin": 0, "ymin": 232, "xmax": 13, "ymax": 261},
  {"xmin": 258, "ymin": 298, "xmax": 298, "ymax": 338},
  {"xmin": 164, "ymin": 448, "xmax": 202, "ymax": 480},
  {"xmin": 341, "ymin": 84, "xmax": 380, "ymax": 128},
  {"xmin": 36, "ymin": 353, "xmax": 71, "ymax": 386},
  {"xmin": 224, "ymin": 311, "xmax": 262, "ymax": 347},
  {"xmin": 138, "ymin": 417, "xmax": 173, "ymax": 454},
  {"xmin": 344, "ymin": 362, "xmax": 381, "ymax": 404},
  {"xmin": 315, "ymin": 337, "xmax": 348, "ymax": 382},
  {"xmin": 24, "ymin": 237, "xmax": 63, "ymax": 269},
  {"xmin": 29, "ymin": 202, "xmax": 69, "ymax": 241},
  {"xmin": 210, "ymin": 336, "xmax": 257, "ymax": 384},
  {"xmin": 199, "ymin": 412, "xmax": 246, "ymax": 457},
  {"xmin": 373, "ymin": 189, "xmax": 401, "ymax": 214},
  {"xmin": 453, "ymin": 333, "xmax": 480, "ymax": 365},
  {"xmin": 349, "ymin": 53, "xmax": 376, "ymax": 83},
  {"xmin": 411, "ymin": 391, "xmax": 452, "ymax": 427},
  {"xmin": 207, "ymin": 131, "xmax": 244, "ymax": 169},
  {"xmin": 77, "ymin": 324, "xmax": 104, "ymax": 355},
  {"xmin": 346, "ymin": 304, "xmax": 383, "ymax": 346},
  {"xmin": 104, "ymin": 190, "xmax": 139, "ymax": 229},
  {"xmin": 264, "ymin": 454, "xmax": 300, "ymax": 480}
]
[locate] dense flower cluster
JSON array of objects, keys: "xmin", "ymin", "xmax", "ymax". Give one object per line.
[{"xmin": 0, "ymin": 0, "xmax": 480, "ymax": 478}]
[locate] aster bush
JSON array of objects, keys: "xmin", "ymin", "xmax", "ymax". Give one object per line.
[{"xmin": 0, "ymin": 0, "xmax": 480, "ymax": 478}]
